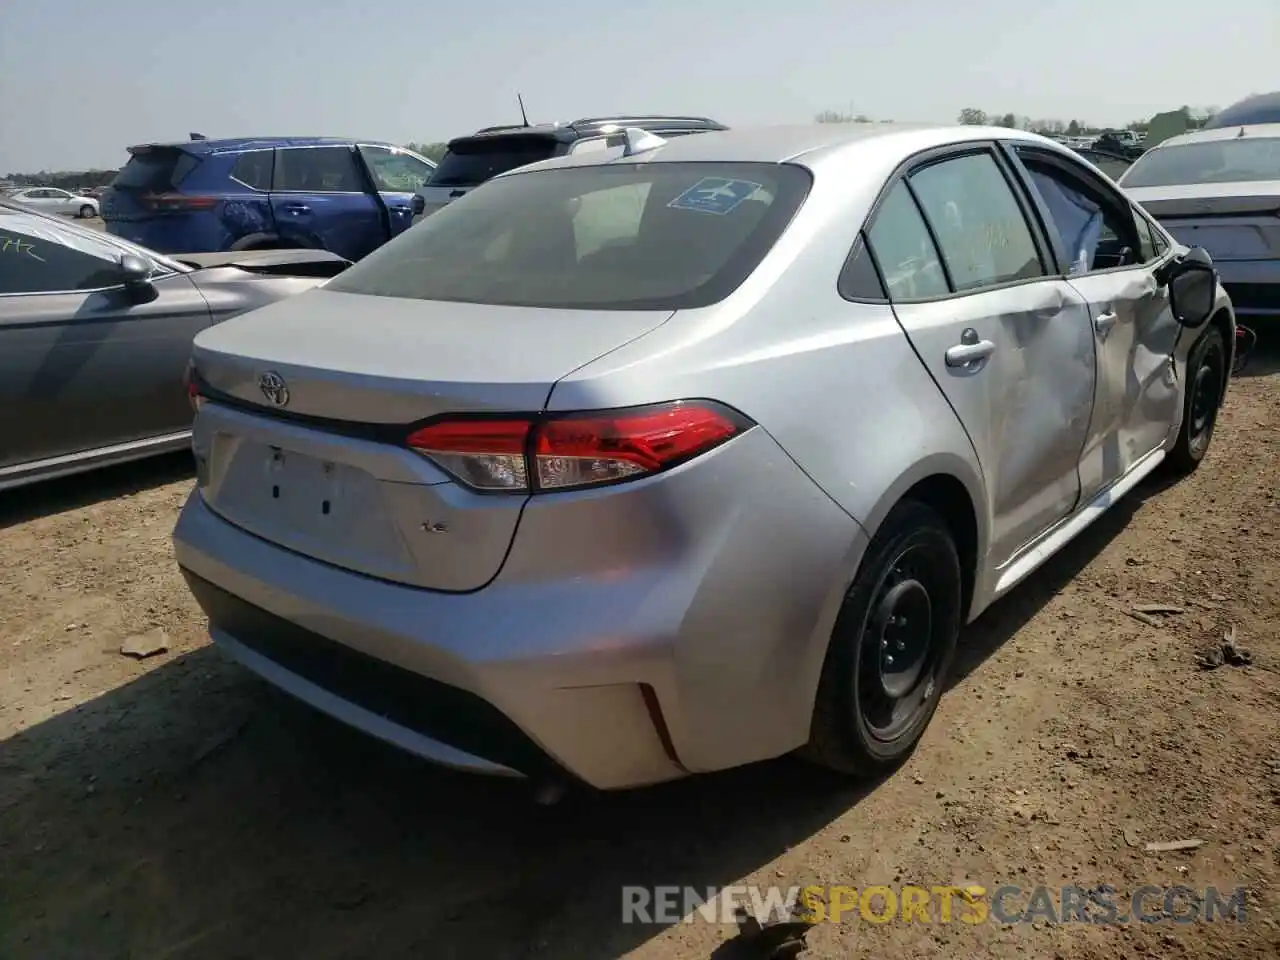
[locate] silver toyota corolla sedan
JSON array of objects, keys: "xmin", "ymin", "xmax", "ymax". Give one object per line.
[{"xmin": 173, "ymin": 123, "xmax": 1234, "ymax": 792}]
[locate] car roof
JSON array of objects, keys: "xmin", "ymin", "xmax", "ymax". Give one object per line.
[
  {"xmin": 499, "ymin": 122, "xmax": 1067, "ymax": 173},
  {"xmin": 450, "ymin": 115, "xmax": 727, "ymax": 148},
  {"xmin": 1150, "ymin": 122, "xmax": 1280, "ymax": 149},
  {"xmin": 1202, "ymin": 91, "xmax": 1280, "ymax": 130},
  {"xmin": 125, "ymin": 136, "xmax": 401, "ymax": 156}
]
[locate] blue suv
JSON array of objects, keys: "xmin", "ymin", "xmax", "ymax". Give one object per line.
[{"xmin": 101, "ymin": 137, "xmax": 436, "ymax": 261}]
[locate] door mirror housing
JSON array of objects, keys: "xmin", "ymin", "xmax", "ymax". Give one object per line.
[
  {"xmin": 117, "ymin": 253, "xmax": 153, "ymax": 287},
  {"xmin": 1160, "ymin": 246, "xmax": 1216, "ymax": 328}
]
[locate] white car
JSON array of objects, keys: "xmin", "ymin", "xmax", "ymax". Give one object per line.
[{"xmin": 9, "ymin": 187, "xmax": 99, "ymax": 219}]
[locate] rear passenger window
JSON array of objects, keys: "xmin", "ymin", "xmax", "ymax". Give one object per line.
[
  {"xmin": 909, "ymin": 153, "xmax": 1043, "ymax": 292},
  {"xmin": 231, "ymin": 151, "xmax": 273, "ymax": 190},
  {"xmin": 273, "ymin": 147, "xmax": 365, "ymax": 193},
  {"xmin": 865, "ymin": 181, "xmax": 949, "ymax": 300}
]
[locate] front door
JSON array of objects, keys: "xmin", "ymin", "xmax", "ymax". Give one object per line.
[
  {"xmin": 356, "ymin": 145, "xmax": 436, "ymax": 238},
  {"xmin": 270, "ymin": 146, "xmax": 386, "ymax": 261},
  {"xmin": 1009, "ymin": 145, "xmax": 1182, "ymax": 502},
  {"xmin": 867, "ymin": 147, "xmax": 1098, "ymax": 568}
]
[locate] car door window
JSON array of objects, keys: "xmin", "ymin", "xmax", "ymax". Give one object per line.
[
  {"xmin": 864, "ymin": 180, "xmax": 950, "ymax": 299},
  {"xmin": 359, "ymin": 146, "xmax": 434, "ymax": 192},
  {"xmin": 0, "ymin": 215, "xmax": 123, "ymax": 294},
  {"xmin": 231, "ymin": 150, "xmax": 273, "ymax": 190},
  {"xmin": 908, "ymin": 152, "xmax": 1044, "ymax": 293},
  {"xmin": 273, "ymin": 146, "xmax": 365, "ymax": 193},
  {"xmin": 1017, "ymin": 152, "xmax": 1143, "ymax": 274}
]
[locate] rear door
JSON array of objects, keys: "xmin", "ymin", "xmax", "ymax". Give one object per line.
[
  {"xmin": 270, "ymin": 146, "xmax": 385, "ymax": 261},
  {"xmin": 1009, "ymin": 144, "xmax": 1181, "ymax": 500},
  {"xmin": 356, "ymin": 145, "xmax": 436, "ymax": 238},
  {"xmin": 867, "ymin": 145, "xmax": 1098, "ymax": 568},
  {"xmin": 413, "ymin": 134, "xmax": 559, "ymax": 221},
  {"xmin": 0, "ymin": 212, "xmax": 213, "ymax": 472}
]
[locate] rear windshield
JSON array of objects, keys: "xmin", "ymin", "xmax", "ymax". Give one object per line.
[
  {"xmin": 326, "ymin": 162, "xmax": 811, "ymax": 311},
  {"xmin": 112, "ymin": 149, "xmax": 200, "ymax": 191},
  {"xmin": 428, "ymin": 136, "xmax": 560, "ymax": 187},
  {"xmin": 1120, "ymin": 136, "xmax": 1280, "ymax": 187}
]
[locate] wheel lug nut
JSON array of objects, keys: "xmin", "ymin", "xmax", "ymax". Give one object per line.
[
  {"xmin": 896, "ymin": 641, "xmax": 905, "ymax": 651},
  {"xmin": 885, "ymin": 655, "xmax": 895, "ymax": 666}
]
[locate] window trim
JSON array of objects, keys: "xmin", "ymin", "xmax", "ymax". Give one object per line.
[
  {"xmin": 270, "ymin": 144, "xmax": 372, "ymax": 196},
  {"xmin": 1002, "ymin": 143, "xmax": 1150, "ymax": 279},
  {"xmin": 845, "ymin": 141, "xmax": 1054, "ymax": 305}
]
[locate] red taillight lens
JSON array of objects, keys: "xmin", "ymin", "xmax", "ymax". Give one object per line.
[
  {"xmin": 183, "ymin": 362, "xmax": 203, "ymax": 412},
  {"xmin": 142, "ymin": 192, "xmax": 219, "ymax": 213},
  {"xmin": 405, "ymin": 401, "xmax": 750, "ymax": 493}
]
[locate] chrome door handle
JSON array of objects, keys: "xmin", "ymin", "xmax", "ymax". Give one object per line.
[
  {"xmin": 1094, "ymin": 310, "xmax": 1118, "ymax": 333},
  {"xmin": 945, "ymin": 339, "xmax": 996, "ymax": 367}
]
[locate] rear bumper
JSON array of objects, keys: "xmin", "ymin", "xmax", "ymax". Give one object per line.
[{"xmin": 172, "ymin": 429, "xmax": 866, "ymax": 790}]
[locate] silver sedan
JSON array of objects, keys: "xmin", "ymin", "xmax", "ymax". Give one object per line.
[
  {"xmin": 8, "ymin": 187, "xmax": 100, "ymax": 218},
  {"xmin": 173, "ymin": 123, "xmax": 1235, "ymax": 792}
]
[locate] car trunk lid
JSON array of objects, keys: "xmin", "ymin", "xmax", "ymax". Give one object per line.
[
  {"xmin": 1129, "ymin": 181, "xmax": 1280, "ymax": 261},
  {"xmin": 190, "ymin": 289, "xmax": 673, "ymax": 590}
]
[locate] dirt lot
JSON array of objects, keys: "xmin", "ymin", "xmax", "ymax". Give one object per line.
[{"xmin": 2, "ymin": 343, "xmax": 1278, "ymax": 960}]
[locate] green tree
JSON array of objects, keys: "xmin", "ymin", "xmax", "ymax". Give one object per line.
[
  {"xmin": 996, "ymin": 113, "xmax": 1018, "ymax": 129},
  {"xmin": 406, "ymin": 141, "xmax": 448, "ymax": 162},
  {"xmin": 957, "ymin": 107, "xmax": 988, "ymax": 125}
]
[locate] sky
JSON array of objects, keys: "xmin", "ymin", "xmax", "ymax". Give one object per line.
[{"xmin": 2, "ymin": 0, "xmax": 1277, "ymax": 174}]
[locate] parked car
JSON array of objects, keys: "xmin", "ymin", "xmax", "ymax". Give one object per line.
[
  {"xmin": 8, "ymin": 187, "xmax": 99, "ymax": 219},
  {"xmin": 1202, "ymin": 91, "xmax": 1280, "ymax": 130},
  {"xmin": 1070, "ymin": 146, "xmax": 1135, "ymax": 181},
  {"xmin": 0, "ymin": 200, "xmax": 350, "ymax": 492},
  {"xmin": 1092, "ymin": 131, "xmax": 1145, "ymax": 160},
  {"xmin": 1120, "ymin": 123, "xmax": 1280, "ymax": 323},
  {"xmin": 101, "ymin": 137, "xmax": 436, "ymax": 262},
  {"xmin": 175, "ymin": 123, "xmax": 1233, "ymax": 793},
  {"xmin": 411, "ymin": 115, "xmax": 727, "ymax": 223}
]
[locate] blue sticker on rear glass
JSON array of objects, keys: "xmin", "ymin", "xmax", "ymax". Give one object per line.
[{"xmin": 667, "ymin": 177, "xmax": 764, "ymax": 216}]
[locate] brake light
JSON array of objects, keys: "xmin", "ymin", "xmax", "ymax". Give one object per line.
[
  {"xmin": 141, "ymin": 192, "xmax": 218, "ymax": 213},
  {"xmin": 183, "ymin": 362, "xmax": 204, "ymax": 412},
  {"xmin": 405, "ymin": 401, "xmax": 751, "ymax": 493}
]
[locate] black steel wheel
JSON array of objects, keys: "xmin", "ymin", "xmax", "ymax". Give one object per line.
[
  {"xmin": 1167, "ymin": 326, "xmax": 1227, "ymax": 475},
  {"xmin": 803, "ymin": 499, "xmax": 962, "ymax": 775}
]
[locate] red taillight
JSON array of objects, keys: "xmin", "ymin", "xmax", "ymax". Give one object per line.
[
  {"xmin": 142, "ymin": 192, "xmax": 218, "ymax": 213},
  {"xmin": 183, "ymin": 362, "xmax": 204, "ymax": 412},
  {"xmin": 405, "ymin": 401, "xmax": 750, "ymax": 493}
]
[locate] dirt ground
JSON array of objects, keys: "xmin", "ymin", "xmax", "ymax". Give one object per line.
[{"xmin": 2, "ymin": 342, "xmax": 1278, "ymax": 960}]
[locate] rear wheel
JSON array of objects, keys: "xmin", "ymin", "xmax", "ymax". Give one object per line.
[
  {"xmin": 1166, "ymin": 326, "xmax": 1226, "ymax": 476},
  {"xmin": 78, "ymin": 205, "xmax": 95, "ymax": 219},
  {"xmin": 803, "ymin": 500, "xmax": 962, "ymax": 776}
]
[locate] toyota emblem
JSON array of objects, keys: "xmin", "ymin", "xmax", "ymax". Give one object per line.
[{"xmin": 258, "ymin": 371, "xmax": 290, "ymax": 407}]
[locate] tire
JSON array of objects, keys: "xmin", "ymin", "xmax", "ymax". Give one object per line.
[
  {"xmin": 802, "ymin": 499, "xmax": 962, "ymax": 776},
  {"xmin": 1165, "ymin": 325, "xmax": 1227, "ymax": 476},
  {"xmin": 78, "ymin": 205, "xmax": 96, "ymax": 219}
]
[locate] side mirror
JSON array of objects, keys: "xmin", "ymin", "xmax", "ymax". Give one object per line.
[
  {"xmin": 1162, "ymin": 246, "xmax": 1216, "ymax": 328},
  {"xmin": 118, "ymin": 253, "xmax": 153, "ymax": 287}
]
